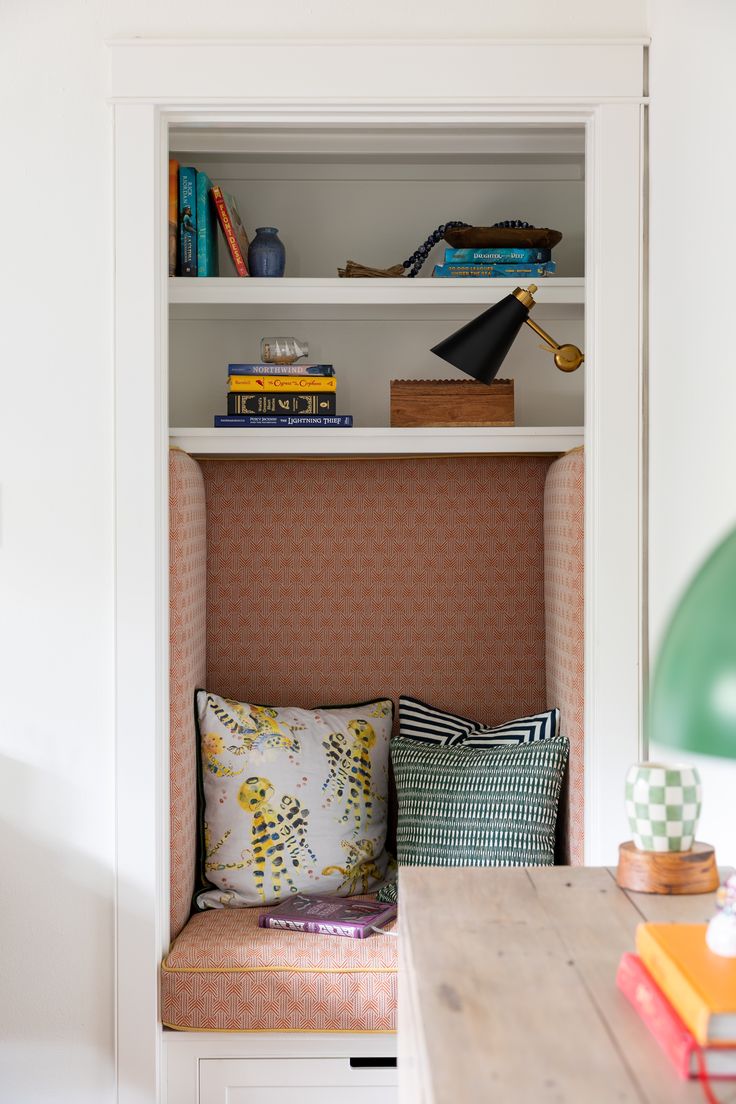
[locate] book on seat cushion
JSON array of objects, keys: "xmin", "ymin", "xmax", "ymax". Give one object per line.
[{"xmin": 258, "ymin": 893, "xmax": 397, "ymax": 938}]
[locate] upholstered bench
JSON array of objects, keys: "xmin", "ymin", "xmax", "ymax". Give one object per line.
[
  {"xmin": 164, "ymin": 446, "xmax": 583, "ymax": 1035},
  {"xmin": 162, "ymin": 901, "xmax": 397, "ymax": 1033}
]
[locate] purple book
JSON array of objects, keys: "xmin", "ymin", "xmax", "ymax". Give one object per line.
[{"xmin": 258, "ymin": 894, "xmax": 397, "ymax": 939}]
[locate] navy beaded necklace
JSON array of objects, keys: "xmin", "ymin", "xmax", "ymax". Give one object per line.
[{"xmin": 402, "ymin": 220, "xmax": 535, "ymax": 277}]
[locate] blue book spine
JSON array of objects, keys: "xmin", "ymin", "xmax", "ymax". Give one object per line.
[
  {"xmin": 227, "ymin": 363, "xmax": 335, "ymax": 377},
  {"xmin": 444, "ymin": 247, "xmax": 551, "ymax": 264},
  {"xmin": 432, "ymin": 261, "xmax": 557, "ymax": 278},
  {"xmin": 214, "ymin": 415, "xmax": 353, "ymax": 428},
  {"xmin": 196, "ymin": 172, "xmax": 219, "ymax": 277},
  {"xmin": 178, "ymin": 167, "xmax": 197, "ymax": 276}
]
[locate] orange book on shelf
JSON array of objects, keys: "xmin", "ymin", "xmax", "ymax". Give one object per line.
[
  {"xmin": 168, "ymin": 159, "xmax": 179, "ymax": 277},
  {"xmin": 636, "ymin": 923, "xmax": 736, "ymax": 1046},
  {"xmin": 228, "ymin": 375, "xmax": 337, "ymax": 393}
]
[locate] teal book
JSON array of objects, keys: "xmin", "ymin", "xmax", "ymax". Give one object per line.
[
  {"xmin": 444, "ymin": 247, "xmax": 551, "ymax": 264},
  {"xmin": 178, "ymin": 166, "xmax": 197, "ymax": 276},
  {"xmin": 432, "ymin": 261, "xmax": 557, "ymax": 278},
  {"xmin": 196, "ymin": 172, "xmax": 219, "ymax": 277}
]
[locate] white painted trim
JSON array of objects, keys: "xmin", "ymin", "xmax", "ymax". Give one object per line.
[
  {"xmin": 583, "ymin": 103, "xmax": 644, "ymax": 864},
  {"xmin": 109, "ymin": 40, "xmax": 644, "ymax": 103},
  {"xmin": 169, "ymin": 427, "xmax": 584, "ymax": 457},
  {"xmin": 114, "ymin": 102, "xmax": 166, "ymax": 1104},
  {"xmin": 169, "ymin": 277, "xmax": 585, "ymax": 308},
  {"xmin": 109, "ymin": 36, "xmax": 651, "ymax": 46},
  {"xmin": 112, "ymin": 42, "xmax": 645, "ymax": 1102}
]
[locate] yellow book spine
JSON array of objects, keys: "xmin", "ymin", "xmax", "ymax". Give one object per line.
[
  {"xmin": 636, "ymin": 924, "xmax": 712, "ymax": 1044},
  {"xmin": 228, "ymin": 376, "xmax": 337, "ymax": 392}
]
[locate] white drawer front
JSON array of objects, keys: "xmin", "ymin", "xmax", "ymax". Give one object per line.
[{"xmin": 200, "ymin": 1057, "xmax": 398, "ymax": 1104}]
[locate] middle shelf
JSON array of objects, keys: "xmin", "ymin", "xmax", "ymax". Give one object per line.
[
  {"xmin": 169, "ymin": 276, "xmax": 585, "ymax": 310},
  {"xmin": 170, "ymin": 425, "xmax": 584, "ymax": 458}
]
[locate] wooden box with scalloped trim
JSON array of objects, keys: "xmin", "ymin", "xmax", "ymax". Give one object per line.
[{"xmin": 390, "ymin": 378, "xmax": 514, "ymax": 427}]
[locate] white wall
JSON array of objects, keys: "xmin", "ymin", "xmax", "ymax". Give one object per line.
[
  {"xmin": 0, "ymin": 3, "xmax": 650, "ymax": 1103},
  {"xmin": 647, "ymin": 0, "xmax": 736, "ymax": 862}
]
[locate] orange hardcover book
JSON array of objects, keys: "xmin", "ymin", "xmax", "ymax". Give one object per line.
[
  {"xmin": 168, "ymin": 159, "xmax": 179, "ymax": 276},
  {"xmin": 228, "ymin": 375, "xmax": 337, "ymax": 393},
  {"xmin": 211, "ymin": 185, "xmax": 249, "ymax": 276},
  {"xmin": 636, "ymin": 923, "xmax": 736, "ymax": 1045}
]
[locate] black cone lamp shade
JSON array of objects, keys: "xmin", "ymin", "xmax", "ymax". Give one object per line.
[
  {"xmin": 430, "ymin": 294, "xmax": 530, "ymax": 384},
  {"xmin": 431, "ymin": 284, "xmax": 584, "ymax": 382}
]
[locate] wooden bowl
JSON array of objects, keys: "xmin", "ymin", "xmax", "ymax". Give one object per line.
[{"xmin": 443, "ymin": 226, "xmax": 563, "ymax": 249}]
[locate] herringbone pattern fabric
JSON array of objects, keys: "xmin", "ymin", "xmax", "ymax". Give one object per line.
[
  {"xmin": 169, "ymin": 450, "xmax": 207, "ymax": 938},
  {"xmin": 161, "ymin": 901, "xmax": 397, "ymax": 1032},
  {"xmin": 544, "ymin": 450, "xmax": 584, "ymax": 864},
  {"xmin": 200, "ymin": 456, "xmax": 551, "ymax": 727}
]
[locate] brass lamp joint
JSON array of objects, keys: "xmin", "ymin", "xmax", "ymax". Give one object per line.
[{"xmin": 512, "ymin": 283, "xmax": 538, "ymax": 310}]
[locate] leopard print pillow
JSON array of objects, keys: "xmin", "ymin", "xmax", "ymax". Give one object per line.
[{"xmin": 195, "ymin": 691, "xmax": 395, "ymax": 908}]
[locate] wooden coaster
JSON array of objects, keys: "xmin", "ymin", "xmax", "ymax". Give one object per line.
[{"xmin": 616, "ymin": 841, "xmax": 719, "ymax": 895}]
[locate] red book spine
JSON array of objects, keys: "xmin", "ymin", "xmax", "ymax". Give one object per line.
[
  {"xmin": 211, "ymin": 186, "xmax": 248, "ymax": 276},
  {"xmin": 617, "ymin": 953, "xmax": 695, "ymax": 1079}
]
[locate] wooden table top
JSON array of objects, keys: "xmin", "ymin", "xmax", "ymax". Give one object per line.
[{"xmin": 400, "ymin": 865, "xmax": 736, "ymax": 1104}]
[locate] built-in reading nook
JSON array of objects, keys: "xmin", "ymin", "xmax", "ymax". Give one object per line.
[
  {"xmin": 165, "ymin": 446, "xmax": 584, "ymax": 1039},
  {"xmin": 111, "ymin": 37, "xmax": 644, "ymax": 1104}
]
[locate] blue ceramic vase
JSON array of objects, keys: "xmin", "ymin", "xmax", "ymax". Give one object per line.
[{"xmin": 248, "ymin": 227, "xmax": 286, "ymax": 277}]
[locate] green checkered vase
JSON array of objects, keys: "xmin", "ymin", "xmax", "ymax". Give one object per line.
[{"xmin": 625, "ymin": 762, "xmax": 702, "ymax": 853}]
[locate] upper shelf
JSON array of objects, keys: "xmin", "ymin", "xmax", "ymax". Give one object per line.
[
  {"xmin": 169, "ymin": 276, "xmax": 585, "ymax": 308},
  {"xmin": 170, "ymin": 426, "xmax": 584, "ymax": 458}
]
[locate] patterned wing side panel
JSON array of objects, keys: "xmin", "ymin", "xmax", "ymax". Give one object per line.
[
  {"xmin": 169, "ymin": 450, "xmax": 207, "ymax": 938},
  {"xmin": 544, "ymin": 449, "xmax": 584, "ymax": 865}
]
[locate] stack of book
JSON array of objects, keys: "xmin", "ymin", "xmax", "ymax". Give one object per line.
[
  {"xmin": 432, "ymin": 246, "xmax": 556, "ymax": 279},
  {"xmin": 618, "ymin": 923, "xmax": 736, "ymax": 1080},
  {"xmin": 214, "ymin": 363, "xmax": 353, "ymax": 428},
  {"xmin": 169, "ymin": 160, "xmax": 250, "ymax": 278}
]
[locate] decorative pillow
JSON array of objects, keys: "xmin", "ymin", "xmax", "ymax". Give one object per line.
[
  {"xmin": 195, "ymin": 692, "xmax": 394, "ymax": 908},
  {"xmin": 377, "ymin": 735, "xmax": 569, "ymax": 904},
  {"xmin": 399, "ymin": 694, "xmax": 560, "ymax": 747}
]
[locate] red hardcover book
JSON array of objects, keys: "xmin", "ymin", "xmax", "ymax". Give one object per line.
[
  {"xmin": 617, "ymin": 953, "xmax": 736, "ymax": 1080},
  {"xmin": 211, "ymin": 185, "xmax": 249, "ymax": 276}
]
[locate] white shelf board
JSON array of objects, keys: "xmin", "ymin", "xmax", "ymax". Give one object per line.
[
  {"xmin": 169, "ymin": 124, "xmax": 586, "ymax": 160},
  {"xmin": 169, "ymin": 276, "xmax": 584, "ymax": 308},
  {"xmin": 170, "ymin": 426, "xmax": 584, "ymax": 458}
]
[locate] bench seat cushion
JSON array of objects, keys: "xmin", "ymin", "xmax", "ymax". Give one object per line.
[{"xmin": 161, "ymin": 901, "xmax": 397, "ymax": 1032}]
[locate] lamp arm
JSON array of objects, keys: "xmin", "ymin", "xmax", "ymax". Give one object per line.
[
  {"xmin": 524, "ymin": 316, "xmax": 561, "ymax": 351},
  {"xmin": 523, "ymin": 317, "xmax": 584, "ymax": 373}
]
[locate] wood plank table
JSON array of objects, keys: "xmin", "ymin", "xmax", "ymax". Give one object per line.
[{"xmin": 398, "ymin": 865, "xmax": 736, "ymax": 1104}]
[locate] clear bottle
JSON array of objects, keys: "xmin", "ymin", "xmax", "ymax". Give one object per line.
[{"xmin": 260, "ymin": 337, "xmax": 309, "ymax": 365}]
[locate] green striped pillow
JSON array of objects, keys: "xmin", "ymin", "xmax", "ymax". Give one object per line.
[{"xmin": 378, "ymin": 735, "xmax": 569, "ymax": 903}]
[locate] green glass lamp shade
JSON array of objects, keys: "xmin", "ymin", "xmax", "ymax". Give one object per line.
[{"xmin": 649, "ymin": 525, "xmax": 736, "ymax": 758}]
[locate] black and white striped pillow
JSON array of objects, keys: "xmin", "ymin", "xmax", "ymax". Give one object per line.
[{"xmin": 399, "ymin": 695, "xmax": 560, "ymax": 748}]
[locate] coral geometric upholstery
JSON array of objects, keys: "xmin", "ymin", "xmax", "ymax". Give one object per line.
[
  {"xmin": 166, "ymin": 447, "xmax": 584, "ymax": 1031},
  {"xmin": 200, "ymin": 455, "xmax": 551, "ymax": 728},
  {"xmin": 161, "ymin": 903, "xmax": 397, "ymax": 1032},
  {"xmin": 169, "ymin": 449, "xmax": 207, "ymax": 939},
  {"xmin": 544, "ymin": 449, "xmax": 585, "ymax": 864}
]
